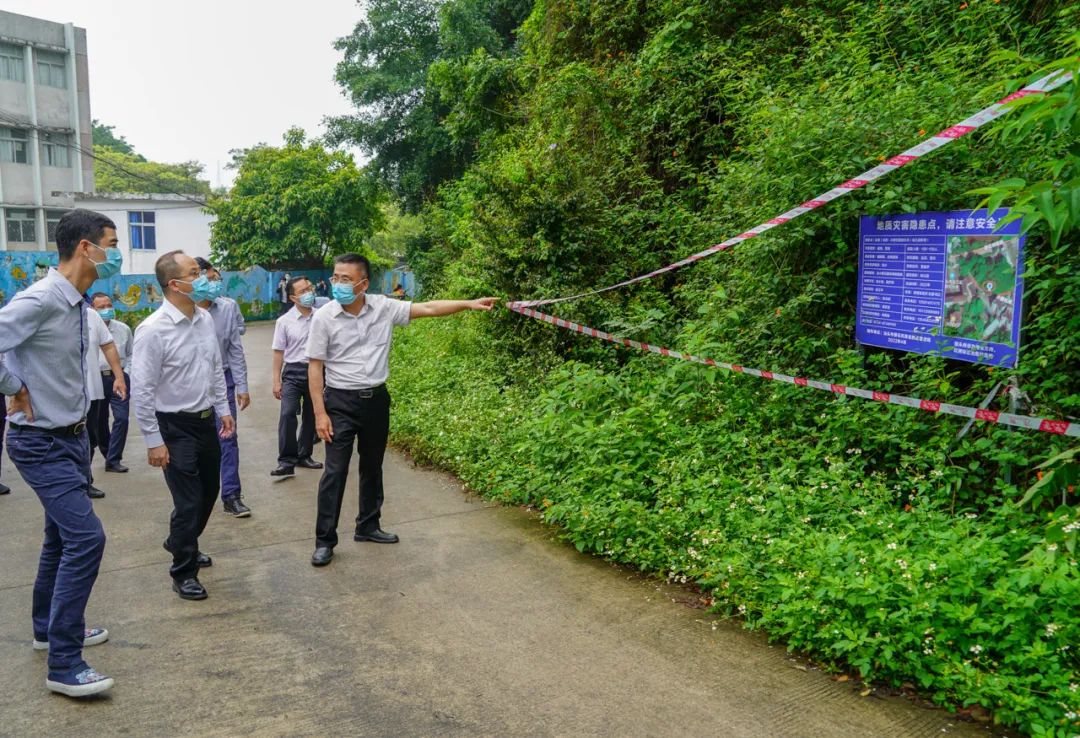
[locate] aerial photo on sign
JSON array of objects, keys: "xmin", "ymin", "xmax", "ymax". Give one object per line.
[
  {"xmin": 943, "ymin": 233, "xmax": 1020, "ymax": 343},
  {"xmin": 856, "ymin": 209, "xmax": 1025, "ymax": 368}
]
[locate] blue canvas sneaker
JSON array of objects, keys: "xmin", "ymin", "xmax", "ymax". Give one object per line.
[
  {"xmin": 33, "ymin": 627, "xmax": 109, "ymax": 651},
  {"xmin": 45, "ymin": 662, "xmax": 114, "ymax": 697}
]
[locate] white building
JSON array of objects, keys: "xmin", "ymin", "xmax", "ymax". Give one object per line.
[
  {"xmin": 0, "ymin": 9, "xmax": 93, "ymax": 251},
  {"xmin": 72, "ymin": 192, "xmax": 214, "ymax": 274}
]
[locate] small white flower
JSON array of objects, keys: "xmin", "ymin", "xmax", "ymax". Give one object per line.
[
  {"xmin": 1045, "ymin": 623, "xmax": 1059, "ymax": 637},
  {"xmin": 896, "ymin": 559, "xmax": 908, "ymax": 570},
  {"xmin": 886, "ymin": 542, "xmax": 898, "ymax": 550},
  {"xmin": 796, "ymin": 571, "xmax": 807, "ymax": 580},
  {"xmin": 928, "ymin": 562, "xmax": 938, "ymax": 571},
  {"xmin": 859, "ymin": 557, "xmax": 868, "ymax": 564},
  {"xmin": 737, "ymin": 604, "xmax": 747, "ymax": 614},
  {"xmin": 1069, "ymin": 682, "xmax": 1078, "ymax": 692},
  {"xmin": 1048, "ymin": 543, "xmax": 1059, "ymax": 552},
  {"xmin": 969, "ymin": 644, "xmax": 983, "ymax": 655},
  {"xmin": 965, "ymin": 512, "xmax": 978, "ymax": 519}
]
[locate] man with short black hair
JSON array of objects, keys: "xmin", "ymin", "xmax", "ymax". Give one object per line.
[
  {"xmin": 271, "ymin": 276, "xmax": 322, "ymax": 477},
  {"xmin": 0, "ymin": 208, "xmax": 120, "ymax": 697},
  {"xmin": 306, "ymin": 252, "xmax": 496, "ymax": 567},
  {"xmin": 193, "ymin": 256, "xmax": 252, "ymax": 517},
  {"xmin": 132, "ymin": 250, "xmax": 235, "ymax": 601},
  {"xmin": 88, "ymin": 292, "xmax": 133, "ymax": 473}
]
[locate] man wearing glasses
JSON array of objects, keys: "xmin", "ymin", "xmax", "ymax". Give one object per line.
[
  {"xmin": 270, "ymin": 276, "xmax": 323, "ymax": 478},
  {"xmin": 132, "ymin": 251, "xmax": 235, "ymax": 600},
  {"xmin": 193, "ymin": 257, "xmax": 252, "ymax": 518},
  {"xmin": 306, "ymin": 253, "xmax": 496, "ymax": 567}
]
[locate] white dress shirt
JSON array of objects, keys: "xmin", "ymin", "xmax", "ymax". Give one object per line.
[
  {"xmin": 131, "ymin": 300, "xmax": 230, "ymax": 448},
  {"xmin": 84, "ymin": 308, "xmax": 115, "ymax": 402},
  {"xmin": 272, "ymin": 306, "xmax": 314, "ymax": 365},
  {"xmin": 305, "ymin": 293, "xmax": 411, "ymax": 389},
  {"xmin": 98, "ymin": 318, "xmax": 133, "ymax": 373}
]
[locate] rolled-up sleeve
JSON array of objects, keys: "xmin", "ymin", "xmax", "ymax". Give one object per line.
[
  {"xmin": 132, "ymin": 326, "xmax": 165, "ymax": 447},
  {"xmin": 0, "ymin": 292, "xmax": 45, "ymax": 395}
]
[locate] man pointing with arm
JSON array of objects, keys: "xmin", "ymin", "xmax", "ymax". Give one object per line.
[{"xmin": 306, "ymin": 253, "xmax": 496, "ymax": 567}]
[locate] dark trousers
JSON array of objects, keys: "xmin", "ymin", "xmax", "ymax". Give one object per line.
[
  {"xmin": 278, "ymin": 362, "xmax": 315, "ymax": 466},
  {"xmin": 158, "ymin": 412, "xmax": 221, "ymax": 581},
  {"xmin": 215, "ymin": 370, "xmax": 241, "ymax": 501},
  {"xmin": 0, "ymin": 395, "xmax": 5, "ymax": 480},
  {"xmin": 89, "ymin": 372, "xmax": 129, "ymax": 466},
  {"xmin": 7, "ymin": 426, "xmax": 105, "ymax": 670},
  {"xmin": 315, "ymin": 385, "xmax": 390, "ymax": 548}
]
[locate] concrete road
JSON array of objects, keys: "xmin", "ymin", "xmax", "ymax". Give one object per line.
[{"xmin": 0, "ymin": 322, "xmax": 989, "ymax": 737}]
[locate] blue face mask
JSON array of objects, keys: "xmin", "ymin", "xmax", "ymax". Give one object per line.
[
  {"xmin": 298, "ymin": 292, "xmax": 316, "ymax": 308},
  {"xmin": 206, "ymin": 279, "xmax": 223, "ymax": 300},
  {"xmin": 332, "ymin": 282, "xmax": 357, "ymax": 305},
  {"xmin": 96, "ymin": 307, "xmax": 115, "ymax": 321},
  {"xmin": 90, "ymin": 245, "xmax": 123, "ymax": 280},
  {"xmin": 176, "ymin": 275, "xmax": 216, "ymax": 303}
]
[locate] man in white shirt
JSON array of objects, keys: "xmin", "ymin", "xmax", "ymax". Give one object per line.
[
  {"xmin": 84, "ymin": 306, "xmax": 127, "ymax": 499},
  {"xmin": 131, "ymin": 250, "xmax": 235, "ymax": 601},
  {"xmin": 306, "ymin": 253, "xmax": 496, "ymax": 567},
  {"xmin": 271, "ymin": 276, "xmax": 323, "ymax": 477},
  {"xmin": 89, "ymin": 293, "xmax": 132, "ymax": 474}
]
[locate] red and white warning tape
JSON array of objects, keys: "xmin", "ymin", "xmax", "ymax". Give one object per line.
[
  {"xmin": 508, "ymin": 69, "xmax": 1073, "ymax": 310},
  {"xmin": 509, "ymin": 305, "xmax": 1078, "ymax": 436}
]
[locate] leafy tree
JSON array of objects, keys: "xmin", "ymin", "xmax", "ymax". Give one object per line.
[
  {"xmin": 91, "ymin": 119, "xmax": 138, "ymax": 156},
  {"xmin": 327, "ymin": 0, "xmax": 530, "ymax": 211},
  {"xmin": 210, "ymin": 128, "xmax": 384, "ymax": 270},
  {"xmin": 93, "ymin": 146, "xmax": 212, "ymax": 196},
  {"xmin": 366, "ymin": 204, "xmax": 423, "ymax": 263}
]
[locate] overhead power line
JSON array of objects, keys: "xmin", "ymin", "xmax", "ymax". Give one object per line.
[{"xmin": 0, "ymin": 109, "xmax": 219, "ymax": 211}]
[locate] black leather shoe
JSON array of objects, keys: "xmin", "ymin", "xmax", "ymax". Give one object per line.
[
  {"xmin": 270, "ymin": 465, "xmax": 295, "ymax": 477},
  {"xmin": 172, "ymin": 577, "xmax": 207, "ymax": 600},
  {"xmin": 354, "ymin": 529, "xmax": 399, "ymax": 544},
  {"xmin": 296, "ymin": 457, "xmax": 323, "ymax": 470},
  {"xmin": 87, "ymin": 485, "xmax": 105, "ymax": 499},
  {"xmin": 105, "ymin": 463, "xmax": 128, "ymax": 473},
  {"xmin": 196, "ymin": 552, "xmax": 213, "ymax": 568},
  {"xmin": 311, "ymin": 547, "xmax": 334, "ymax": 567},
  {"xmin": 0, "ymin": 481, "xmax": 10, "ymax": 495}
]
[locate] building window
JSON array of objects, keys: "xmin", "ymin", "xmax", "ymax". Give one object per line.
[
  {"xmin": 6, "ymin": 209, "xmax": 37, "ymax": 243},
  {"xmin": 35, "ymin": 51, "xmax": 67, "ymax": 89},
  {"xmin": 129, "ymin": 211, "xmax": 156, "ymax": 250},
  {"xmin": 46, "ymin": 210, "xmax": 66, "ymax": 243},
  {"xmin": 0, "ymin": 127, "xmax": 29, "ymax": 164},
  {"xmin": 0, "ymin": 43, "xmax": 24, "ymax": 83},
  {"xmin": 41, "ymin": 132, "xmax": 70, "ymax": 167}
]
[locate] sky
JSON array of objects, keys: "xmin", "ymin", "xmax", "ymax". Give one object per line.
[{"xmin": 11, "ymin": 0, "xmax": 367, "ymax": 188}]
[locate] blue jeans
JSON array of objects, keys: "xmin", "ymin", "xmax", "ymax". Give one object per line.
[
  {"xmin": 7, "ymin": 426, "xmax": 106, "ymax": 670},
  {"xmin": 215, "ymin": 371, "xmax": 241, "ymax": 501}
]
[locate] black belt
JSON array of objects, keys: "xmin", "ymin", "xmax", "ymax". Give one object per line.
[
  {"xmin": 284, "ymin": 361, "xmax": 309, "ymax": 369},
  {"xmin": 162, "ymin": 409, "xmax": 214, "ymax": 420},
  {"xmin": 10, "ymin": 420, "xmax": 87, "ymax": 436},
  {"xmin": 102, "ymin": 369, "xmax": 113, "ymax": 377},
  {"xmin": 328, "ymin": 384, "xmax": 385, "ymax": 399}
]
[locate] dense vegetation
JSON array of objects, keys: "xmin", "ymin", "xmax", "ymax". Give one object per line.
[{"xmin": 333, "ymin": 1, "xmax": 1080, "ymax": 732}]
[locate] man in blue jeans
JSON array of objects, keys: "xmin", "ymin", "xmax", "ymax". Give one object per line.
[
  {"xmin": 194, "ymin": 257, "xmax": 251, "ymax": 517},
  {"xmin": 0, "ymin": 209, "xmax": 123, "ymax": 697}
]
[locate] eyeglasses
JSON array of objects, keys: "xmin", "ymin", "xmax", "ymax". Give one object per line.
[{"xmin": 329, "ymin": 275, "xmax": 368, "ymax": 285}]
